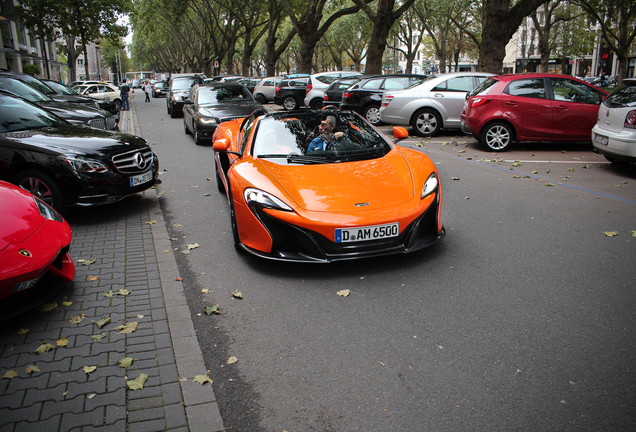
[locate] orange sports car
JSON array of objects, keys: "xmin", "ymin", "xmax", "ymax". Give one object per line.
[{"xmin": 212, "ymin": 109, "xmax": 444, "ymax": 262}]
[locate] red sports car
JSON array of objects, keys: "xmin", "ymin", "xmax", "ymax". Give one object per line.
[
  {"xmin": 461, "ymin": 73, "xmax": 607, "ymax": 151},
  {"xmin": 0, "ymin": 180, "xmax": 74, "ymax": 317}
]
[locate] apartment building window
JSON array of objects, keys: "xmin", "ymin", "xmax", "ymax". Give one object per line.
[
  {"xmin": 77, "ymin": 58, "xmax": 83, "ymax": 66},
  {"xmin": 0, "ymin": 20, "xmax": 12, "ymax": 48},
  {"xmin": 16, "ymin": 23, "xmax": 26, "ymax": 46}
]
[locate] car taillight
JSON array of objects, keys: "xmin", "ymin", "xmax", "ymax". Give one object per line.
[
  {"xmin": 343, "ymin": 92, "xmax": 353, "ymax": 99},
  {"xmin": 275, "ymin": 86, "xmax": 281, "ymax": 93},
  {"xmin": 382, "ymin": 94, "xmax": 394, "ymax": 107},
  {"xmin": 469, "ymin": 97, "xmax": 491, "ymax": 108},
  {"xmin": 625, "ymin": 110, "xmax": 636, "ymax": 129},
  {"xmin": 306, "ymin": 83, "xmax": 312, "ymax": 94},
  {"xmin": 324, "ymin": 94, "xmax": 329, "ymax": 101}
]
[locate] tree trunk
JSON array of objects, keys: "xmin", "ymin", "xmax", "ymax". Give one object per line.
[{"xmin": 363, "ymin": 0, "xmax": 394, "ymax": 74}]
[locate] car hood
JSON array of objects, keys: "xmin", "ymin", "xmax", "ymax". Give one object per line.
[
  {"xmin": 38, "ymin": 100, "xmax": 107, "ymax": 119},
  {"xmin": 199, "ymin": 102, "xmax": 263, "ymax": 120},
  {"xmin": 1, "ymin": 125, "xmax": 149, "ymax": 158},
  {"xmin": 49, "ymin": 94, "xmax": 96, "ymax": 104},
  {"xmin": 259, "ymin": 150, "xmax": 414, "ymax": 212},
  {"xmin": 0, "ymin": 182, "xmax": 43, "ymax": 250}
]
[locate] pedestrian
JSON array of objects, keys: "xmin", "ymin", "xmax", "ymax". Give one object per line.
[
  {"xmin": 144, "ymin": 81, "xmax": 152, "ymax": 102},
  {"xmin": 120, "ymin": 79, "xmax": 130, "ymax": 110}
]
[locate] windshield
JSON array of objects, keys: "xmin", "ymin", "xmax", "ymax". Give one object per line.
[
  {"xmin": 15, "ymin": 74, "xmax": 53, "ymax": 94},
  {"xmin": 172, "ymin": 78, "xmax": 198, "ymax": 90},
  {"xmin": 404, "ymin": 75, "xmax": 436, "ymax": 90},
  {"xmin": 198, "ymin": 85, "xmax": 253, "ymax": 104},
  {"xmin": 252, "ymin": 111, "xmax": 392, "ymax": 164},
  {"xmin": 603, "ymin": 82, "xmax": 636, "ymax": 108},
  {"xmin": 45, "ymin": 81, "xmax": 75, "ymax": 95},
  {"xmin": 468, "ymin": 77, "xmax": 498, "ymax": 97},
  {"xmin": 0, "ymin": 94, "xmax": 66, "ymax": 132},
  {"xmin": 0, "ymin": 78, "xmax": 52, "ymax": 102}
]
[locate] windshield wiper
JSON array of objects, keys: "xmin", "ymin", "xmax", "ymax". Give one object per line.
[
  {"xmin": 258, "ymin": 153, "xmax": 290, "ymax": 158},
  {"xmin": 286, "ymin": 154, "xmax": 332, "ymax": 164}
]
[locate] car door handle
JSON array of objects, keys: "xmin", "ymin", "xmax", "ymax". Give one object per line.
[
  {"xmin": 555, "ymin": 105, "xmax": 568, "ymax": 110},
  {"xmin": 504, "ymin": 101, "xmax": 518, "ymax": 106},
  {"xmin": 433, "ymin": 93, "xmax": 444, "ymax": 97}
]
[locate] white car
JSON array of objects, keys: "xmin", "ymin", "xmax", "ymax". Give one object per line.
[
  {"xmin": 379, "ymin": 72, "xmax": 494, "ymax": 136},
  {"xmin": 592, "ymin": 78, "xmax": 636, "ymax": 163},
  {"xmin": 77, "ymin": 84, "xmax": 123, "ymax": 110},
  {"xmin": 253, "ymin": 76, "xmax": 282, "ymax": 104},
  {"xmin": 304, "ymin": 71, "xmax": 362, "ymax": 110}
]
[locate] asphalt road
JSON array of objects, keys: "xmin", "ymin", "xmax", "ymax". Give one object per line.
[{"xmin": 135, "ymin": 97, "xmax": 636, "ymax": 432}]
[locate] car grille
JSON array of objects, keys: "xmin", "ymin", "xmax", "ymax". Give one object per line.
[
  {"xmin": 219, "ymin": 116, "xmax": 243, "ymax": 123},
  {"xmin": 88, "ymin": 118, "xmax": 106, "ymax": 129},
  {"xmin": 111, "ymin": 148, "xmax": 155, "ymax": 174}
]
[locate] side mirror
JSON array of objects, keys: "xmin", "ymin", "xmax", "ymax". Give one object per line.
[
  {"xmin": 392, "ymin": 126, "xmax": 409, "ymax": 143},
  {"xmin": 213, "ymin": 138, "xmax": 230, "ymax": 152}
]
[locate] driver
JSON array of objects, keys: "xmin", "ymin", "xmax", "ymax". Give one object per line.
[{"xmin": 307, "ymin": 116, "xmax": 343, "ymax": 153}]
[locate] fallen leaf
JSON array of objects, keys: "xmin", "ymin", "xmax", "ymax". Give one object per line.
[
  {"xmin": 16, "ymin": 328, "xmax": 29, "ymax": 335},
  {"xmin": 62, "ymin": 301, "xmax": 73, "ymax": 307},
  {"xmin": 116, "ymin": 288, "xmax": 131, "ymax": 296},
  {"xmin": 56, "ymin": 338, "xmax": 69, "ymax": 347},
  {"xmin": 203, "ymin": 193, "xmax": 211, "ymax": 196},
  {"xmin": 203, "ymin": 304, "xmax": 220, "ymax": 315},
  {"xmin": 227, "ymin": 356, "xmax": 238, "ymax": 365},
  {"xmin": 87, "ymin": 276, "xmax": 99, "ymax": 281},
  {"xmin": 69, "ymin": 314, "xmax": 85, "ymax": 324},
  {"xmin": 25, "ymin": 365, "xmax": 39, "ymax": 374},
  {"xmin": 163, "ymin": 250, "xmax": 170, "ymax": 253},
  {"xmin": 118, "ymin": 357, "xmax": 133, "ymax": 368},
  {"xmin": 187, "ymin": 243, "xmax": 200, "ymax": 250},
  {"xmin": 532, "ymin": 171, "xmax": 538, "ymax": 174},
  {"xmin": 545, "ymin": 183, "xmax": 555, "ymax": 187},
  {"xmin": 86, "ymin": 393, "xmax": 96, "ymax": 399},
  {"xmin": 173, "ymin": 223, "xmax": 182, "ymax": 227},
  {"xmin": 126, "ymin": 373, "xmax": 148, "ymax": 390},
  {"xmin": 94, "ymin": 317, "xmax": 111, "ymax": 329},
  {"xmin": 35, "ymin": 342, "xmax": 55, "ymax": 354},
  {"xmin": 451, "ymin": 177, "xmax": 460, "ymax": 180},
  {"xmin": 175, "ymin": 277, "xmax": 183, "ymax": 281},
  {"xmin": 193, "ymin": 374, "xmax": 214, "ymax": 385},
  {"xmin": 604, "ymin": 231, "xmax": 619, "ymax": 237},
  {"xmin": 137, "ymin": 315, "xmax": 144, "ymax": 319},
  {"xmin": 630, "ymin": 230, "xmax": 636, "ymax": 238},
  {"xmin": 145, "ymin": 220, "xmax": 157, "ymax": 225},
  {"xmin": 201, "ymin": 288, "xmax": 210, "ymax": 293},
  {"xmin": 180, "ymin": 250, "xmax": 190, "ymax": 255},
  {"xmin": 2, "ymin": 369, "xmax": 18, "ymax": 380},
  {"xmin": 38, "ymin": 302, "xmax": 58, "ymax": 312},
  {"xmin": 103, "ymin": 290, "xmax": 114, "ymax": 298},
  {"xmin": 583, "ymin": 164, "xmax": 591, "ymax": 169},
  {"xmin": 77, "ymin": 258, "xmax": 96, "ymax": 266},
  {"xmin": 91, "ymin": 333, "xmax": 108, "ymax": 341},
  {"xmin": 568, "ymin": 168, "xmax": 574, "ymax": 172},
  {"xmin": 114, "ymin": 322, "xmax": 138, "ymax": 334},
  {"xmin": 232, "ymin": 291, "xmax": 243, "ymax": 299},
  {"xmin": 512, "ymin": 162, "xmax": 521, "ymax": 167},
  {"xmin": 337, "ymin": 289, "xmax": 350, "ymax": 297},
  {"xmin": 84, "ymin": 366, "xmax": 97, "ymax": 374}
]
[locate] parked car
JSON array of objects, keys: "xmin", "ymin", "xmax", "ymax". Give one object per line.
[
  {"xmin": 76, "ymin": 83, "xmax": 123, "ymax": 110},
  {"xmin": 273, "ymin": 77, "xmax": 309, "ymax": 110},
  {"xmin": 183, "ymin": 83, "xmax": 264, "ymax": 145},
  {"xmin": 592, "ymin": 78, "xmax": 636, "ymax": 163},
  {"xmin": 304, "ymin": 71, "xmax": 363, "ymax": 110},
  {"xmin": 212, "ymin": 109, "xmax": 445, "ymax": 262},
  {"xmin": 340, "ymin": 74, "xmax": 429, "ymax": 125},
  {"xmin": 0, "ymin": 91, "xmax": 160, "ymax": 214},
  {"xmin": 69, "ymin": 80, "xmax": 100, "ymax": 88},
  {"xmin": 237, "ymin": 77, "xmax": 263, "ymax": 93},
  {"xmin": 205, "ymin": 75, "xmax": 243, "ymax": 83},
  {"xmin": 0, "ymin": 180, "xmax": 75, "ymax": 321},
  {"xmin": 132, "ymin": 79, "xmax": 141, "ymax": 88},
  {"xmin": 322, "ymin": 76, "xmax": 366, "ymax": 109},
  {"xmin": 379, "ymin": 72, "xmax": 494, "ymax": 136},
  {"xmin": 253, "ymin": 76, "xmax": 283, "ymax": 104},
  {"xmin": 42, "ymin": 79, "xmax": 119, "ymax": 116},
  {"xmin": 0, "ymin": 76, "xmax": 118, "ymax": 130},
  {"xmin": 461, "ymin": 73, "xmax": 607, "ymax": 151},
  {"xmin": 152, "ymin": 81, "xmax": 168, "ymax": 98},
  {"xmin": 167, "ymin": 75, "xmax": 205, "ymax": 118}
]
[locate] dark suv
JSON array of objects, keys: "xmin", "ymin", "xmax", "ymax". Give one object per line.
[
  {"xmin": 273, "ymin": 77, "xmax": 309, "ymax": 110},
  {"xmin": 340, "ymin": 74, "xmax": 428, "ymax": 125},
  {"xmin": 166, "ymin": 75, "xmax": 204, "ymax": 117},
  {"xmin": 322, "ymin": 76, "xmax": 366, "ymax": 108}
]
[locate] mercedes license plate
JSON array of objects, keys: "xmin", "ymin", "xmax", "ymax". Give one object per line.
[
  {"xmin": 335, "ymin": 223, "xmax": 399, "ymax": 243},
  {"xmin": 130, "ymin": 171, "xmax": 153, "ymax": 187},
  {"xmin": 594, "ymin": 133, "xmax": 609, "ymax": 146}
]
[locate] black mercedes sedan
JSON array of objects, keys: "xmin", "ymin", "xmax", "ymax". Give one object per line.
[
  {"xmin": 183, "ymin": 83, "xmax": 264, "ymax": 145},
  {"xmin": 0, "ymin": 76, "xmax": 118, "ymax": 130},
  {"xmin": 0, "ymin": 91, "xmax": 160, "ymax": 215}
]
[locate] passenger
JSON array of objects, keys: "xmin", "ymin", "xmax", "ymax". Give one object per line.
[
  {"xmin": 256, "ymin": 126, "xmax": 292, "ymax": 156},
  {"xmin": 307, "ymin": 116, "xmax": 343, "ymax": 153}
]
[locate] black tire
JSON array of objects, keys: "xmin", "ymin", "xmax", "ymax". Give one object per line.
[
  {"xmin": 170, "ymin": 105, "xmax": 178, "ymax": 118},
  {"xmin": 14, "ymin": 169, "xmax": 66, "ymax": 214},
  {"xmin": 215, "ymin": 162, "xmax": 225, "ymax": 193},
  {"xmin": 228, "ymin": 189, "xmax": 243, "ymax": 253},
  {"xmin": 481, "ymin": 122, "xmax": 513, "ymax": 152},
  {"xmin": 282, "ymin": 96, "xmax": 297, "ymax": 110},
  {"xmin": 167, "ymin": 102, "xmax": 171, "ymax": 115},
  {"xmin": 310, "ymin": 99, "xmax": 323, "ymax": 110},
  {"xmin": 184, "ymin": 118, "xmax": 191, "ymax": 135},
  {"xmin": 254, "ymin": 94, "xmax": 266, "ymax": 104},
  {"xmin": 363, "ymin": 105, "xmax": 382, "ymax": 125},
  {"xmin": 411, "ymin": 108, "xmax": 441, "ymax": 137},
  {"xmin": 194, "ymin": 128, "xmax": 204, "ymax": 145},
  {"xmin": 113, "ymin": 99, "xmax": 122, "ymax": 110}
]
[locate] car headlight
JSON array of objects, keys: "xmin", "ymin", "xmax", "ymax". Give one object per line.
[
  {"xmin": 244, "ymin": 188, "xmax": 292, "ymax": 211},
  {"xmin": 199, "ymin": 117, "xmax": 218, "ymax": 125},
  {"xmin": 34, "ymin": 197, "xmax": 64, "ymax": 222},
  {"xmin": 421, "ymin": 172, "xmax": 439, "ymax": 199},
  {"xmin": 60, "ymin": 155, "xmax": 110, "ymax": 173},
  {"xmin": 172, "ymin": 94, "xmax": 182, "ymax": 101}
]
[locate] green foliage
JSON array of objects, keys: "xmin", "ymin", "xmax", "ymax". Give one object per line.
[{"xmin": 22, "ymin": 64, "xmax": 42, "ymax": 76}]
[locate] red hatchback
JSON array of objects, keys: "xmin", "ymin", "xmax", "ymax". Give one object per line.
[{"xmin": 461, "ymin": 73, "xmax": 607, "ymax": 151}]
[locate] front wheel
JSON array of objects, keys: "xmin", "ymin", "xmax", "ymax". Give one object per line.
[
  {"xmin": 254, "ymin": 94, "xmax": 266, "ymax": 104},
  {"xmin": 481, "ymin": 122, "xmax": 513, "ymax": 151},
  {"xmin": 411, "ymin": 108, "xmax": 441, "ymax": 137},
  {"xmin": 184, "ymin": 118, "xmax": 191, "ymax": 135},
  {"xmin": 283, "ymin": 96, "xmax": 297, "ymax": 110},
  {"xmin": 14, "ymin": 169, "xmax": 66, "ymax": 215},
  {"xmin": 363, "ymin": 105, "xmax": 382, "ymax": 125},
  {"xmin": 194, "ymin": 128, "xmax": 204, "ymax": 145},
  {"xmin": 310, "ymin": 99, "xmax": 323, "ymax": 110}
]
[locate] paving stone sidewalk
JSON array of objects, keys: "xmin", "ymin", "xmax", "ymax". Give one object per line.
[{"xmin": 0, "ymin": 96, "xmax": 224, "ymax": 431}]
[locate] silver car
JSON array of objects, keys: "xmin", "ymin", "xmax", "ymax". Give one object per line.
[
  {"xmin": 253, "ymin": 76, "xmax": 283, "ymax": 104},
  {"xmin": 379, "ymin": 72, "xmax": 494, "ymax": 136}
]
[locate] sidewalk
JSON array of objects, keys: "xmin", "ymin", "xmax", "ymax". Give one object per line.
[{"xmin": 0, "ymin": 96, "xmax": 225, "ymax": 431}]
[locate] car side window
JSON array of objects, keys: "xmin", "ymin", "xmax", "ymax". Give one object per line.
[
  {"xmin": 383, "ymin": 77, "xmax": 411, "ymax": 90},
  {"xmin": 504, "ymin": 79, "xmax": 546, "ymax": 99},
  {"xmin": 241, "ymin": 116, "xmax": 257, "ymax": 153},
  {"xmin": 263, "ymin": 79, "xmax": 273, "ymax": 86},
  {"xmin": 86, "ymin": 86, "xmax": 98, "ymax": 94},
  {"xmin": 433, "ymin": 77, "xmax": 474, "ymax": 92},
  {"xmin": 550, "ymin": 78, "xmax": 603, "ymax": 105},
  {"xmin": 362, "ymin": 79, "xmax": 383, "ymax": 90}
]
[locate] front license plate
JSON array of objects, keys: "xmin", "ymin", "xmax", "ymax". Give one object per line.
[
  {"xmin": 594, "ymin": 133, "xmax": 609, "ymax": 146},
  {"xmin": 130, "ymin": 171, "xmax": 153, "ymax": 187},
  {"xmin": 335, "ymin": 223, "xmax": 399, "ymax": 243},
  {"xmin": 13, "ymin": 278, "xmax": 39, "ymax": 293}
]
